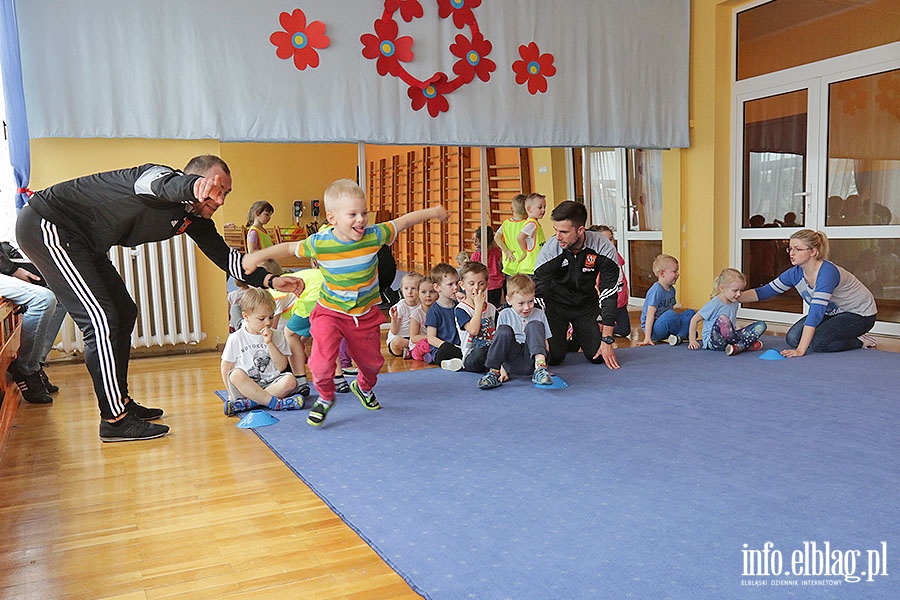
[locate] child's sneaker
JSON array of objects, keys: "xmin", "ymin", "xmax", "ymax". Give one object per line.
[
  {"xmin": 423, "ymin": 352, "xmax": 434, "ymax": 364},
  {"xmin": 224, "ymin": 398, "xmax": 253, "ymax": 416},
  {"xmin": 748, "ymin": 340, "xmax": 763, "ymax": 352},
  {"xmin": 274, "ymin": 396, "xmax": 304, "ymax": 411},
  {"xmin": 307, "ymin": 400, "xmax": 332, "ymax": 426},
  {"xmin": 350, "ymin": 379, "xmax": 381, "ymax": 410},
  {"xmin": 295, "ymin": 382, "xmax": 311, "ymax": 397},
  {"xmin": 334, "ymin": 377, "xmax": 351, "ymax": 393},
  {"xmin": 667, "ymin": 335, "xmax": 684, "ymax": 346},
  {"xmin": 342, "ymin": 366, "xmax": 359, "ymax": 377},
  {"xmin": 725, "ymin": 343, "xmax": 739, "ymax": 356},
  {"xmin": 478, "ymin": 371, "xmax": 502, "ymax": 390},
  {"xmin": 532, "ymin": 367, "xmax": 553, "ymax": 386},
  {"xmin": 440, "ymin": 358, "xmax": 464, "ymax": 372}
]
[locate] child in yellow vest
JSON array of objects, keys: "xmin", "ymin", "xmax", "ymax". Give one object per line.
[
  {"xmin": 495, "ymin": 194, "xmax": 528, "ymax": 277},
  {"xmin": 246, "ymin": 200, "xmax": 275, "ymax": 252}
]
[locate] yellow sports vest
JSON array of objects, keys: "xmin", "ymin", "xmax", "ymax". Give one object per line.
[
  {"xmin": 517, "ymin": 218, "xmax": 546, "ymax": 275},
  {"xmin": 500, "ymin": 218, "xmax": 527, "ymax": 276},
  {"xmin": 247, "ymin": 225, "xmax": 273, "ymax": 249}
]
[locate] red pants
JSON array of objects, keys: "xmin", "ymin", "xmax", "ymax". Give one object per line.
[{"xmin": 308, "ymin": 305, "xmax": 385, "ymax": 402}]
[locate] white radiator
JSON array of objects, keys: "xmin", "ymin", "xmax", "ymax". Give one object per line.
[{"xmin": 59, "ymin": 236, "xmax": 206, "ymax": 352}]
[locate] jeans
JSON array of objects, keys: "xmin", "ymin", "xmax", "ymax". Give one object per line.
[
  {"xmin": 786, "ymin": 312, "xmax": 876, "ymax": 353},
  {"xmin": 651, "ymin": 308, "xmax": 696, "ymax": 341},
  {"xmin": 0, "ymin": 273, "xmax": 67, "ymax": 375}
]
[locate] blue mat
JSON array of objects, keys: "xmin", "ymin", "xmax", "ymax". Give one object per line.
[{"xmin": 245, "ymin": 338, "xmax": 900, "ymax": 599}]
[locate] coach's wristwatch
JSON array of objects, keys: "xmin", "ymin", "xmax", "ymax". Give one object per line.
[{"xmin": 601, "ymin": 336, "xmax": 615, "ymax": 345}]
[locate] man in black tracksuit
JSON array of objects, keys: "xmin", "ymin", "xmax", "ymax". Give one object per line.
[
  {"xmin": 16, "ymin": 155, "xmax": 304, "ymax": 442},
  {"xmin": 534, "ymin": 201, "xmax": 622, "ymax": 368}
]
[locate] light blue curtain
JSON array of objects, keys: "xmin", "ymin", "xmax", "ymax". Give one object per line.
[{"xmin": 0, "ymin": 0, "xmax": 30, "ymax": 209}]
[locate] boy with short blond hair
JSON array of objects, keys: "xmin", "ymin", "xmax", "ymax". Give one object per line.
[
  {"xmin": 478, "ymin": 274, "xmax": 553, "ymax": 390},
  {"xmin": 455, "ymin": 261, "xmax": 497, "ymax": 373},
  {"xmin": 426, "ymin": 262, "xmax": 464, "ymax": 370},
  {"xmin": 244, "ymin": 178, "xmax": 448, "ymax": 426},
  {"xmin": 220, "ymin": 288, "xmax": 301, "ymax": 416},
  {"xmin": 638, "ymin": 253, "xmax": 696, "ymax": 346}
]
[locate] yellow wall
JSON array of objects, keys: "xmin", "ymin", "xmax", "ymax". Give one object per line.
[{"xmin": 29, "ymin": 138, "xmax": 359, "ymax": 351}]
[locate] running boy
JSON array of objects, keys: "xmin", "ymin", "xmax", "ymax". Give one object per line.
[
  {"xmin": 220, "ymin": 288, "xmax": 302, "ymax": 416},
  {"xmin": 478, "ymin": 275, "xmax": 553, "ymax": 390},
  {"xmin": 638, "ymin": 254, "xmax": 696, "ymax": 346},
  {"xmin": 244, "ymin": 179, "xmax": 448, "ymax": 426}
]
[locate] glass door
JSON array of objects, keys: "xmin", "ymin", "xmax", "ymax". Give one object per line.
[
  {"xmin": 584, "ymin": 148, "xmax": 662, "ymax": 302},
  {"xmin": 734, "ymin": 52, "xmax": 900, "ymax": 335}
]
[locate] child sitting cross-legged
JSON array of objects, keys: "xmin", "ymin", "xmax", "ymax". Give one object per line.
[
  {"xmin": 409, "ymin": 276, "xmax": 438, "ymax": 362},
  {"xmin": 478, "ymin": 274, "xmax": 553, "ymax": 390},
  {"xmin": 687, "ymin": 268, "xmax": 767, "ymax": 356},
  {"xmin": 426, "ymin": 262, "xmax": 465, "ymax": 371},
  {"xmin": 220, "ymin": 288, "xmax": 302, "ymax": 416}
]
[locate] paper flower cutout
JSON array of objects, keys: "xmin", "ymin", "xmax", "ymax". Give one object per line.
[
  {"xmin": 270, "ymin": 9, "xmax": 330, "ymax": 71},
  {"xmin": 361, "ymin": 17, "xmax": 415, "ymax": 76},
  {"xmin": 512, "ymin": 42, "xmax": 556, "ymax": 95},
  {"xmin": 450, "ymin": 31, "xmax": 495, "ymax": 84},
  {"xmin": 409, "ymin": 73, "xmax": 451, "ymax": 117}
]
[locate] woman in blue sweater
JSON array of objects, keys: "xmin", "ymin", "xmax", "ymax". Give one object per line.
[{"xmin": 740, "ymin": 229, "xmax": 877, "ymax": 357}]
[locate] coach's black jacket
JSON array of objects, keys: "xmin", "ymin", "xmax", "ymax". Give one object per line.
[
  {"xmin": 26, "ymin": 164, "xmax": 266, "ymax": 286},
  {"xmin": 534, "ymin": 229, "xmax": 622, "ymax": 327}
]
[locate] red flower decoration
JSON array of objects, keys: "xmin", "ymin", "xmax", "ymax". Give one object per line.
[
  {"xmin": 408, "ymin": 73, "xmax": 451, "ymax": 117},
  {"xmin": 437, "ymin": 0, "xmax": 482, "ymax": 29},
  {"xmin": 269, "ymin": 9, "xmax": 330, "ymax": 71},
  {"xmin": 512, "ymin": 42, "xmax": 556, "ymax": 95},
  {"xmin": 361, "ymin": 17, "xmax": 415, "ymax": 76},
  {"xmin": 386, "ymin": 0, "xmax": 424, "ymax": 23},
  {"xmin": 450, "ymin": 31, "xmax": 495, "ymax": 84}
]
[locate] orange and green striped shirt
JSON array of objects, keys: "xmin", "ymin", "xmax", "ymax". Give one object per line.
[{"xmin": 295, "ymin": 222, "xmax": 397, "ymax": 316}]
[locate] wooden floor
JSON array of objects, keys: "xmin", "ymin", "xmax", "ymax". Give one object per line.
[{"xmin": 1, "ymin": 314, "xmax": 897, "ymax": 600}]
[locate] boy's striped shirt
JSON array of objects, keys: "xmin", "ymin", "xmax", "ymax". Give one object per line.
[{"xmin": 296, "ymin": 222, "xmax": 397, "ymax": 315}]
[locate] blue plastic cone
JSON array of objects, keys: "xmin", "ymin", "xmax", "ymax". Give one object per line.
[
  {"xmin": 237, "ymin": 409, "xmax": 280, "ymax": 428},
  {"xmin": 535, "ymin": 375, "xmax": 569, "ymax": 389},
  {"xmin": 759, "ymin": 348, "xmax": 786, "ymax": 361}
]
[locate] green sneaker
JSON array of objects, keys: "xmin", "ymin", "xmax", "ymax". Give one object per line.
[
  {"xmin": 307, "ymin": 400, "xmax": 332, "ymax": 426},
  {"xmin": 350, "ymin": 379, "xmax": 381, "ymax": 410}
]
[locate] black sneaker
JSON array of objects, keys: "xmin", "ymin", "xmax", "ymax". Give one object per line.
[
  {"xmin": 99, "ymin": 411, "xmax": 169, "ymax": 442},
  {"xmin": 124, "ymin": 397, "xmax": 164, "ymax": 420},
  {"xmin": 38, "ymin": 367, "xmax": 59, "ymax": 394},
  {"xmin": 10, "ymin": 366, "xmax": 53, "ymax": 404}
]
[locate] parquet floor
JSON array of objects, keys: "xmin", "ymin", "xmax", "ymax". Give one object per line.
[{"xmin": 1, "ymin": 312, "xmax": 896, "ymax": 599}]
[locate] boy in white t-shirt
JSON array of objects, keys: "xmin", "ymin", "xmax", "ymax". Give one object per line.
[
  {"xmin": 455, "ymin": 261, "xmax": 497, "ymax": 372},
  {"xmin": 220, "ymin": 289, "xmax": 303, "ymax": 416}
]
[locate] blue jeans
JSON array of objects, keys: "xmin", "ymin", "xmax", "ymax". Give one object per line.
[
  {"xmin": 786, "ymin": 312, "xmax": 876, "ymax": 353},
  {"xmin": 651, "ymin": 308, "xmax": 696, "ymax": 341},
  {"xmin": 0, "ymin": 273, "xmax": 67, "ymax": 374}
]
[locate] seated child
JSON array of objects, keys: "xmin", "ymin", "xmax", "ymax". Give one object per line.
[
  {"xmin": 688, "ymin": 268, "xmax": 767, "ymax": 355},
  {"xmin": 409, "ymin": 276, "xmax": 437, "ymax": 362},
  {"xmin": 478, "ymin": 274, "xmax": 553, "ymax": 390},
  {"xmin": 455, "ymin": 261, "xmax": 498, "ymax": 373},
  {"xmin": 387, "ymin": 272, "xmax": 424, "ymax": 358},
  {"xmin": 638, "ymin": 253, "xmax": 696, "ymax": 346},
  {"xmin": 426, "ymin": 262, "xmax": 464, "ymax": 370},
  {"xmin": 220, "ymin": 288, "xmax": 302, "ymax": 416}
]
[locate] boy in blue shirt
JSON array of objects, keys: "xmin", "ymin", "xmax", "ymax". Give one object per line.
[{"xmin": 637, "ymin": 254, "xmax": 696, "ymax": 346}]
